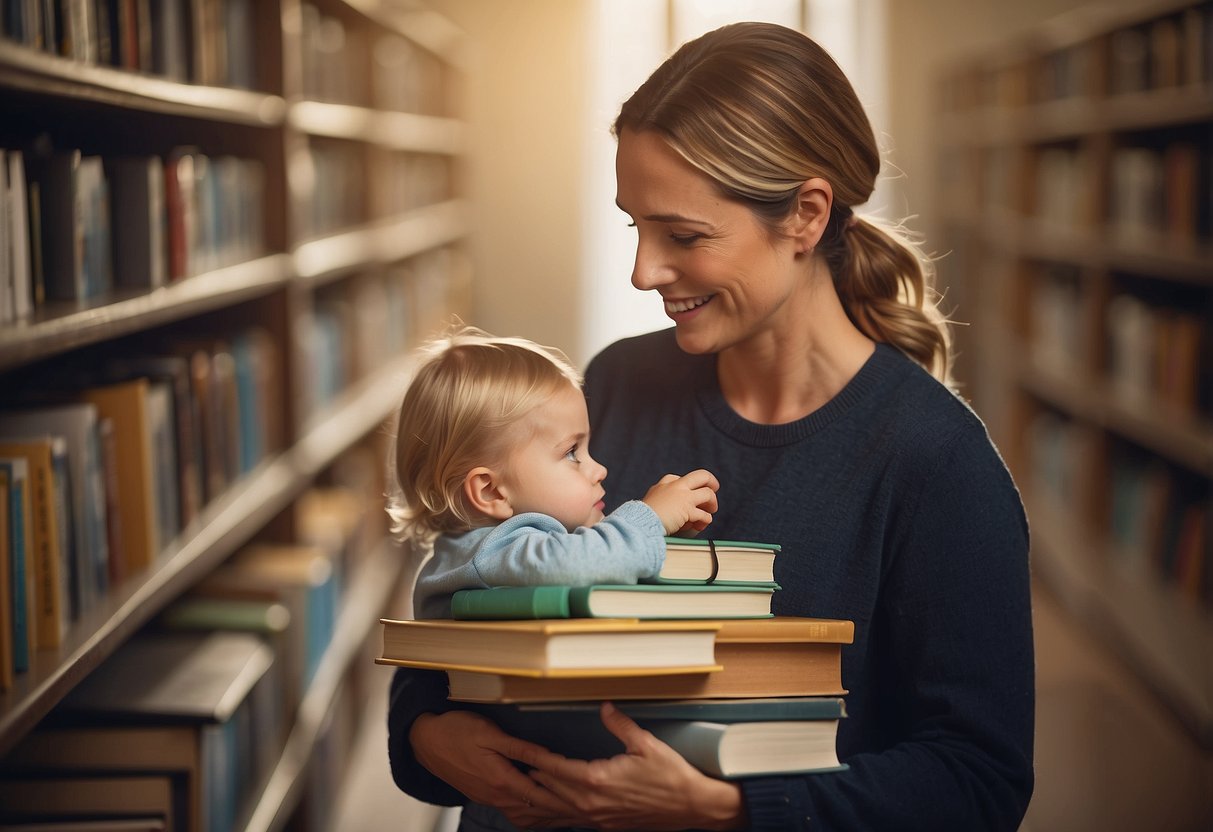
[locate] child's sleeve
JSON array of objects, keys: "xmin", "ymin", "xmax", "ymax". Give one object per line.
[{"xmin": 472, "ymin": 501, "xmax": 666, "ymax": 587}]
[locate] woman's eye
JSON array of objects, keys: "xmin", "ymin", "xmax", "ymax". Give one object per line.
[{"xmin": 671, "ymin": 233, "xmax": 701, "ymax": 246}]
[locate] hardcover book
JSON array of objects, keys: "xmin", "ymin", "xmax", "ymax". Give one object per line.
[
  {"xmin": 441, "ymin": 617, "xmax": 853, "ymax": 703},
  {"xmin": 451, "ymin": 583, "xmax": 776, "ymax": 621},
  {"xmin": 654, "ymin": 537, "xmax": 779, "ymax": 585},
  {"xmin": 376, "ymin": 617, "xmax": 722, "ymax": 676}
]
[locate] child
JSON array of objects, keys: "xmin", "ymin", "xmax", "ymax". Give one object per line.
[{"xmin": 388, "ymin": 326, "xmax": 720, "ymax": 620}]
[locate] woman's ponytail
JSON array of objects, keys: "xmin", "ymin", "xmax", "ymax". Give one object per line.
[{"xmin": 821, "ymin": 209, "xmax": 953, "ymax": 387}]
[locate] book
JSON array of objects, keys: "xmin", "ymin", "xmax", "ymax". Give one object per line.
[
  {"xmin": 462, "ymin": 698, "xmax": 846, "ymax": 777},
  {"xmin": 442, "ymin": 617, "xmax": 852, "ymax": 703},
  {"xmin": 0, "ymin": 457, "xmax": 34, "ymax": 671},
  {"xmin": 653, "ymin": 537, "xmax": 779, "ymax": 585},
  {"xmin": 81, "ymin": 378, "xmax": 160, "ymax": 572},
  {"xmin": 0, "ymin": 470, "xmax": 10, "ymax": 688},
  {"xmin": 107, "ymin": 156, "xmax": 168, "ymax": 290},
  {"xmin": 646, "ymin": 719, "xmax": 844, "ymax": 778},
  {"xmin": 376, "ymin": 617, "xmax": 722, "ymax": 676},
  {"xmin": 0, "ymin": 820, "xmax": 167, "ymax": 831},
  {"xmin": 451, "ymin": 583, "xmax": 776, "ymax": 620},
  {"xmin": 6, "ymin": 150, "xmax": 32, "ymax": 320},
  {"xmin": 514, "ymin": 695, "xmax": 848, "ymax": 723},
  {"xmin": 0, "ymin": 440, "xmax": 69, "ymax": 648}
]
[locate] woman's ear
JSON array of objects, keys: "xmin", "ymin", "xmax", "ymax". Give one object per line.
[
  {"xmin": 463, "ymin": 467, "xmax": 514, "ymax": 521},
  {"xmin": 789, "ymin": 177, "xmax": 833, "ymax": 255}
]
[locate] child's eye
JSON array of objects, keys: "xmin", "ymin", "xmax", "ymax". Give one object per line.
[{"xmin": 564, "ymin": 445, "xmax": 581, "ymax": 463}]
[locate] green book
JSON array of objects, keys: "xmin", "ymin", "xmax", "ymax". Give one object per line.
[
  {"xmin": 652, "ymin": 537, "xmax": 780, "ymax": 586},
  {"xmin": 451, "ymin": 583, "xmax": 777, "ymax": 621}
]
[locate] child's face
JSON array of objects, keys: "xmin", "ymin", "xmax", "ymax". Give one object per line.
[{"xmin": 499, "ymin": 385, "xmax": 608, "ymax": 531}]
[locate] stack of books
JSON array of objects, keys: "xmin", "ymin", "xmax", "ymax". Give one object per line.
[{"xmin": 378, "ymin": 537, "xmax": 855, "ymax": 779}]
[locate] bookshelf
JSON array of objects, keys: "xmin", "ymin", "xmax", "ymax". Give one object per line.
[
  {"xmin": 935, "ymin": 0, "xmax": 1212, "ymax": 745},
  {"xmin": 0, "ymin": 0, "xmax": 469, "ymax": 828}
]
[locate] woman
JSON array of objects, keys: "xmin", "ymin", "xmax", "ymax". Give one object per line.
[{"xmin": 388, "ymin": 22, "xmax": 1034, "ymax": 831}]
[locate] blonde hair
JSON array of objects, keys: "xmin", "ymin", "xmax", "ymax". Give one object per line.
[
  {"xmin": 615, "ymin": 22, "xmax": 952, "ymax": 384},
  {"xmin": 386, "ymin": 326, "xmax": 583, "ymax": 545}
]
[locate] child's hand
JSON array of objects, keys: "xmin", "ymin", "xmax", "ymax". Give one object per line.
[{"xmin": 641, "ymin": 469, "xmax": 720, "ymax": 535}]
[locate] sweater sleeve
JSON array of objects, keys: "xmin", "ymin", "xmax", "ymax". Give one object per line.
[
  {"xmin": 741, "ymin": 427, "xmax": 1035, "ymax": 831},
  {"xmin": 386, "ymin": 666, "xmax": 467, "ymax": 806},
  {"xmin": 473, "ymin": 501, "xmax": 667, "ymax": 586}
]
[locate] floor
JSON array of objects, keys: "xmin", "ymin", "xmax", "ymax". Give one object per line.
[{"xmin": 332, "ymin": 580, "xmax": 1213, "ymax": 832}]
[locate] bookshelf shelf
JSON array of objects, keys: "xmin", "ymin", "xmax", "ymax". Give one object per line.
[
  {"xmin": 292, "ymin": 198, "xmax": 468, "ymax": 284},
  {"xmin": 241, "ymin": 537, "xmax": 406, "ymax": 832},
  {"xmin": 0, "ymin": 253, "xmax": 294, "ymax": 372},
  {"xmin": 0, "ymin": 42, "xmax": 287, "ymax": 125},
  {"xmin": 936, "ymin": 0, "xmax": 1213, "ymax": 746},
  {"xmin": 289, "ymin": 101, "xmax": 465, "ymax": 153}
]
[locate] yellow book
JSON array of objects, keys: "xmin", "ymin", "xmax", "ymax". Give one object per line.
[{"xmin": 0, "ymin": 439, "xmax": 68, "ymax": 648}]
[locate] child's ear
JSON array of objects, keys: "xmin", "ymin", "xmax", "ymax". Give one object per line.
[{"xmin": 463, "ymin": 467, "xmax": 514, "ymax": 521}]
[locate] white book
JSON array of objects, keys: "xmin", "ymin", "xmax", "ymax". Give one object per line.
[
  {"xmin": 8, "ymin": 150, "xmax": 32, "ymax": 319},
  {"xmin": 0, "ymin": 149, "xmax": 11, "ymax": 323}
]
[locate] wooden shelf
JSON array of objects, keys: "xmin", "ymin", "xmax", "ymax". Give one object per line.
[
  {"xmin": 0, "ymin": 254, "xmax": 294, "ymax": 372},
  {"xmin": 0, "ymin": 41, "xmax": 287, "ymax": 124},
  {"xmin": 289, "ymin": 101, "xmax": 465, "ymax": 153},
  {"xmin": 292, "ymin": 199, "xmax": 468, "ymax": 284},
  {"xmin": 241, "ymin": 537, "xmax": 406, "ymax": 832},
  {"xmin": 941, "ymin": 84, "xmax": 1213, "ymax": 146},
  {"xmin": 1027, "ymin": 494, "xmax": 1213, "ymax": 745},
  {"xmin": 1016, "ymin": 356, "xmax": 1213, "ymax": 474}
]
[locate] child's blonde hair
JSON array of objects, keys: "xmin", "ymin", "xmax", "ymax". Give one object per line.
[{"xmin": 386, "ymin": 326, "xmax": 583, "ymax": 546}]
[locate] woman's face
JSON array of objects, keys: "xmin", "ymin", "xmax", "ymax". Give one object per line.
[{"xmin": 615, "ymin": 129, "xmax": 807, "ymax": 355}]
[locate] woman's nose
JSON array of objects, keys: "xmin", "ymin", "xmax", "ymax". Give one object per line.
[{"xmin": 631, "ymin": 239, "xmax": 675, "ymax": 292}]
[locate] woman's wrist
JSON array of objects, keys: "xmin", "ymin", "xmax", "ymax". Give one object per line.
[{"xmin": 698, "ymin": 777, "xmax": 748, "ymax": 830}]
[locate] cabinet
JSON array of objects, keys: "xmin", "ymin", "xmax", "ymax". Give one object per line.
[
  {"xmin": 935, "ymin": 0, "xmax": 1212, "ymax": 745},
  {"xmin": 0, "ymin": 1, "xmax": 469, "ymax": 828}
]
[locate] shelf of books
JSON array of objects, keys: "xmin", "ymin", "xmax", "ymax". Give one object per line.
[
  {"xmin": 934, "ymin": 0, "xmax": 1212, "ymax": 745},
  {"xmin": 0, "ymin": 0, "xmax": 470, "ymax": 827}
]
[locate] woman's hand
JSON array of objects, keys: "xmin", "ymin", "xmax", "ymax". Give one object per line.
[
  {"xmin": 517, "ymin": 702, "xmax": 748, "ymax": 831},
  {"xmin": 409, "ymin": 710, "xmax": 582, "ymax": 828}
]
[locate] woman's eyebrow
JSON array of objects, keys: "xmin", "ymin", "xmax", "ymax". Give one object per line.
[{"xmin": 615, "ymin": 200, "xmax": 709, "ymax": 225}]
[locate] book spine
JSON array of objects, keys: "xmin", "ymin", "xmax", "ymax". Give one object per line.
[
  {"xmin": 4, "ymin": 470, "xmax": 29, "ymax": 673},
  {"xmin": 451, "ymin": 586, "xmax": 572, "ymax": 620}
]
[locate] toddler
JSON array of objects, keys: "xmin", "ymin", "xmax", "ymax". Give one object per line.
[{"xmin": 388, "ymin": 326, "xmax": 719, "ymax": 619}]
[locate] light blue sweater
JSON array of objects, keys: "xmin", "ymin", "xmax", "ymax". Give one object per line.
[{"xmin": 412, "ymin": 500, "xmax": 668, "ymax": 619}]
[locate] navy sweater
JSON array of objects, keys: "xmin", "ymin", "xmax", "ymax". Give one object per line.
[{"xmin": 388, "ymin": 330, "xmax": 1035, "ymax": 831}]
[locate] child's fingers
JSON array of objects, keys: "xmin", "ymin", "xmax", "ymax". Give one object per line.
[
  {"xmin": 691, "ymin": 486, "xmax": 718, "ymax": 514},
  {"xmin": 682, "ymin": 468, "xmax": 720, "ymax": 492}
]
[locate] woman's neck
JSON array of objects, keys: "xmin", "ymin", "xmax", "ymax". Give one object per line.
[{"xmin": 716, "ymin": 265, "xmax": 874, "ymax": 425}]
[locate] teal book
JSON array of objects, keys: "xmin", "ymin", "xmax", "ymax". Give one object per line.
[
  {"xmin": 451, "ymin": 583, "xmax": 776, "ymax": 621},
  {"xmin": 517, "ymin": 696, "xmax": 848, "ymax": 723},
  {"xmin": 1, "ymin": 461, "xmax": 31, "ymax": 673},
  {"xmin": 470, "ymin": 700, "xmax": 846, "ymax": 778},
  {"xmin": 652, "ymin": 537, "xmax": 780, "ymax": 586}
]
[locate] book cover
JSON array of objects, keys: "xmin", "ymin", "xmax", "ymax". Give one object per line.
[
  {"xmin": 653, "ymin": 536, "xmax": 779, "ymax": 585},
  {"xmin": 0, "ymin": 469, "xmax": 11, "ymax": 688},
  {"xmin": 377, "ymin": 617, "xmax": 722, "ymax": 676},
  {"xmin": 28, "ymin": 150, "xmax": 87, "ymax": 301},
  {"xmin": 0, "ymin": 458, "xmax": 34, "ymax": 670},
  {"xmin": 81, "ymin": 378, "xmax": 160, "ymax": 572},
  {"xmin": 515, "ymin": 696, "xmax": 848, "ymax": 723},
  {"xmin": 646, "ymin": 719, "xmax": 845, "ymax": 779},
  {"xmin": 6, "ymin": 150, "xmax": 32, "ymax": 320},
  {"xmin": 452, "ymin": 584, "xmax": 776, "ymax": 621},
  {"xmin": 461, "ymin": 703, "xmax": 846, "ymax": 777},
  {"xmin": 107, "ymin": 156, "xmax": 168, "ymax": 290},
  {"xmin": 0, "ymin": 441, "xmax": 68, "ymax": 648},
  {"xmin": 443, "ymin": 616, "xmax": 852, "ymax": 703}
]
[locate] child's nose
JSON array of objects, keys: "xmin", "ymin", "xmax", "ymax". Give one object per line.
[{"xmin": 589, "ymin": 457, "xmax": 607, "ymax": 483}]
